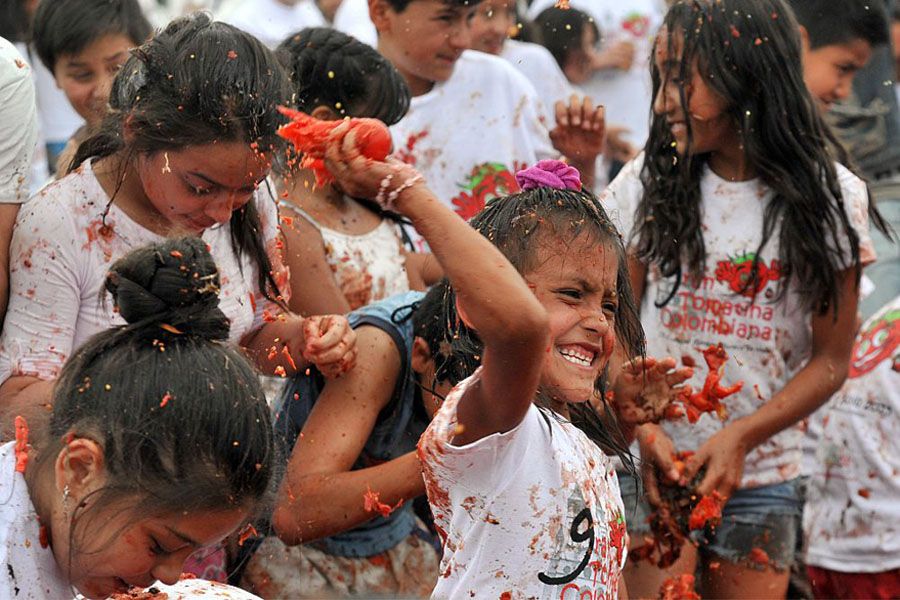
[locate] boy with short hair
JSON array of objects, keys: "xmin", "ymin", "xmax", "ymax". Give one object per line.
[
  {"xmin": 31, "ymin": 0, "xmax": 152, "ymax": 174},
  {"xmin": 369, "ymin": 0, "xmax": 604, "ymax": 228},
  {"xmin": 787, "ymin": 0, "xmax": 889, "ymax": 109}
]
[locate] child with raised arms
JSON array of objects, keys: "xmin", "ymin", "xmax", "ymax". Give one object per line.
[
  {"xmin": 601, "ymin": 0, "xmax": 889, "ymax": 597},
  {"xmin": 0, "ymin": 13, "xmax": 356, "ymax": 441},
  {"xmin": 0, "ymin": 237, "xmax": 274, "ymax": 599},
  {"xmin": 273, "ymin": 27, "xmax": 441, "ymax": 315},
  {"xmin": 313, "ymin": 125, "xmax": 691, "ymax": 595}
]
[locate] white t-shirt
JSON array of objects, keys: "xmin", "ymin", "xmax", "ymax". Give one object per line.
[
  {"xmin": 30, "ymin": 51, "xmax": 82, "ymax": 147},
  {"xmin": 418, "ymin": 369, "xmax": 627, "ymax": 599},
  {"xmin": 803, "ymin": 295, "xmax": 900, "ymax": 573},
  {"xmin": 392, "ymin": 51, "xmax": 555, "ymax": 227},
  {"xmin": 602, "ymin": 156, "xmax": 876, "ymax": 488},
  {"xmin": 501, "ymin": 39, "xmax": 574, "ymax": 126},
  {"xmin": 223, "ymin": 0, "xmax": 326, "ymax": 49},
  {"xmin": 0, "ymin": 441, "xmax": 72, "ymax": 599},
  {"xmin": 0, "ymin": 38, "xmax": 39, "ymax": 204},
  {"xmin": 332, "ymin": 0, "xmax": 377, "ymax": 47},
  {"xmin": 0, "ymin": 161, "xmax": 287, "ymax": 383},
  {"xmin": 528, "ymin": 0, "xmax": 665, "ymax": 147}
]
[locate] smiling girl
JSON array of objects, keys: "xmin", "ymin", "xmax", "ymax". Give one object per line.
[
  {"xmin": 0, "ymin": 13, "xmax": 356, "ymax": 440},
  {"xmin": 602, "ymin": 0, "xmax": 890, "ymax": 597}
]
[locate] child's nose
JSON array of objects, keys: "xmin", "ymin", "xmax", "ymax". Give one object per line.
[{"xmin": 205, "ymin": 193, "xmax": 236, "ymax": 224}]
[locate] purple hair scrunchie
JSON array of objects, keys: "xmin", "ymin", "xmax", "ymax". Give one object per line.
[{"xmin": 515, "ymin": 159, "xmax": 582, "ymax": 192}]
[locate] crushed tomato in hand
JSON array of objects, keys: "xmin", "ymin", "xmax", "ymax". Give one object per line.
[
  {"xmin": 688, "ymin": 491, "xmax": 725, "ymax": 530},
  {"xmin": 666, "ymin": 343, "xmax": 743, "ymax": 423},
  {"xmin": 658, "ymin": 574, "xmax": 701, "ymax": 600},
  {"xmin": 276, "ymin": 106, "xmax": 393, "ymax": 187}
]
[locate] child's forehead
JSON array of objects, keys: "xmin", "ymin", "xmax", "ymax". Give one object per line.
[{"xmin": 527, "ymin": 234, "xmax": 618, "ymax": 284}]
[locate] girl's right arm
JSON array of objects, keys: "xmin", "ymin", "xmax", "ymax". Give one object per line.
[
  {"xmin": 326, "ymin": 132, "xmax": 550, "ymax": 445},
  {"xmin": 0, "ymin": 199, "xmax": 82, "ymax": 440}
]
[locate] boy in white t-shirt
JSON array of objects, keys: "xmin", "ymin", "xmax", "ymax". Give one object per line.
[
  {"xmin": 369, "ymin": 0, "xmax": 606, "ymax": 228},
  {"xmin": 223, "ymin": 0, "xmax": 326, "ymax": 48},
  {"xmin": 802, "ymin": 294, "xmax": 900, "ymax": 599}
]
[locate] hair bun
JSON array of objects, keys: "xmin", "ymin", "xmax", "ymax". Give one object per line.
[
  {"xmin": 515, "ymin": 160, "xmax": 582, "ymax": 191},
  {"xmin": 105, "ymin": 237, "xmax": 231, "ymax": 341}
]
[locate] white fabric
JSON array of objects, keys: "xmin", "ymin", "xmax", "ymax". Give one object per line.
[
  {"xmin": 30, "ymin": 52, "xmax": 82, "ymax": 146},
  {"xmin": 418, "ymin": 369, "xmax": 627, "ymax": 599},
  {"xmin": 0, "ymin": 441, "xmax": 72, "ymax": 599},
  {"xmin": 0, "ymin": 160, "xmax": 286, "ymax": 383},
  {"xmin": 803, "ymin": 295, "xmax": 900, "ymax": 573},
  {"xmin": 288, "ymin": 206, "xmax": 410, "ymax": 302},
  {"xmin": 391, "ymin": 51, "xmax": 554, "ymax": 232},
  {"xmin": 602, "ymin": 155, "xmax": 876, "ymax": 488},
  {"xmin": 223, "ymin": 0, "xmax": 326, "ymax": 49},
  {"xmin": 332, "ymin": 0, "xmax": 377, "ymax": 47},
  {"xmin": 528, "ymin": 0, "xmax": 665, "ymax": 147},
  {"xmin": 0, "ymin": 39, "xmax": 39, "ymax": 204},
  {"xmin": 107, "ymin": 578, "xmax": 263, "ymax": 598},
  {"xmin": 500, "ymin": 39, "xmax": 574, "ymax": 126}
]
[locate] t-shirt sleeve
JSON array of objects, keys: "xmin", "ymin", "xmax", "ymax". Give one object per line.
[
  {"xmin": 598, "ymin": 154, "xmax": 644, "ymax": 251},
  {"xmin": 0, "ymin": 48, "xmax": 38, "ymax": 205},
  {"xmin": 248, "ymin": 187, "xmax": 292, "ymax": 331},
  {"xmin": 0, "ymin": 195, "xmax": 82, "ymax": 382},
  {"xmin": 419, "ymin": 369, "xmax": 545, "ymax": 493},
  {"xmin": 832, "ymin": 164, "xmax": 876, "ymax": 268}
]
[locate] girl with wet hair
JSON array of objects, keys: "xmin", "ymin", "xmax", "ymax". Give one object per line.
[
  {"xmin": 0, "ymin": 237, "xmax": 274, "ymax": 599},
  {"xmin": 602, "ymin": 0, "xmax": 891, "ymax": 596},
  {"xmin": 317, "ymin": 140, "xmax": 690, "ymax": 597},
  {"xmin": 0, "ymin": 13, "xmax": 357, "ymax": 441},
  {"xmin": 273, "ymin": 26, "xmax": 441, "ymax": 315}
]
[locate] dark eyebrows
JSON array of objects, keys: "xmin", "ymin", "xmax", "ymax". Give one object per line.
[
  {"xmin": 165, "ymin": 525, "xmax": 200, "ymax": 548},
  {"xmin": 187, "ymin": 171, "xmax": 262, "ymax": 193}
]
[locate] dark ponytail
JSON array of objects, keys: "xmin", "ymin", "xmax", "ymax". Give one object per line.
[
  {"xmin": 71, "ymin": 13, "xmax": 292, "ymax": 305},
  {"xmin": 43, "ymin": 237, "xmax": 274, "ymax": 537}
]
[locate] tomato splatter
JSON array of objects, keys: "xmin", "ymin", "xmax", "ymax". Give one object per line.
[
  {"xmin": 688, "ymin": 490, "xmax": 724, "ymax": 530},
  {"xmin": 748, "ymin": 547, "xmax": 770, "ymax": 565},
  {"xmin": 169, "ymin": 250, "xmax": 183, "ymax": 259},
  {"xmin": 276, "ymin": 106, "xmax": 393, "ymax": 187},
  {"xmin": 858, "ymin": 488, "xmax": 871, "ymax": 499},
  {"xmin": 159, "ymin": 392, "xmax": 172, "ymax": 408},
  {"xmin": 281, "ymin": 346, "xmax": 297, "ymax": 371},
  {"xmin": 237, "ymin": 523, "xmax": 258, "ymax": 546},
  {"xmin": 667, "ymin": 344, "xmax": 743, "ymax": 423},
  {"xmin": 363, "ymin": 486, "xmax": 403, "ymax": 518},
  {"xmin": 658, "ymin": 573, "xmax": 700, "ymax": 600},
  {"xmin": 14, "ymin": 416, "xmax": 29, "ymax": 473},
  {"xmin": 273, "ymin": 365, "xmax": 286, "ymax": 378}
]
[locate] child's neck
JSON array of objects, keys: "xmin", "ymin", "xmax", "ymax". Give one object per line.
[
  {"xmin": 707, "ymin": 143, "xmax": 756, "ymax": 182},
  {"xmin": 282, "ymin": 169, "xmax": 382, "ymax": 234},
  {"xmin": 93, "ymin": 153, "xmax": 177, "ymax": 236}
]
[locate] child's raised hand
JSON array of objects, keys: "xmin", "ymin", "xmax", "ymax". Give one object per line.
[
  {"xmin": 612, "ymin": 356, "xmax": 693, "ymax": 426},
  {"xmin": 324, "ymin": 123, "xmax": 425, "ymax": 208},
  {"xmin": 549, "ymin": 96, "xmax": 606, "ymax": 164},
  {"xmin": 301, "ymin": 314, "xmax": 358, "ymax": 378},
  {"xmin": 592, "ymin": 40, "xmax": 635, "ymax": 72}
]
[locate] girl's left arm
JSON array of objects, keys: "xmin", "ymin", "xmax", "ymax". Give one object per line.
[{"xmin": 684, "ymin": 269, "xmax": 859, "ymax": 497}]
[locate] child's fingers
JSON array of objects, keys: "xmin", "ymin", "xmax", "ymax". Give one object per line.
[
  {"xmin": 301, "ymin": 316, "xmax": 322, "ymax": 347},
  {"xmin": 680, "ymin": 448, "xmax": 708, "ymax": 487},
  {"xmin": 665, "ymin": 367, "xmax": 694, "ymax": 387},
  {"xmin": 554, "ymin": 99, "xmax": 570, "ymax": 127}
]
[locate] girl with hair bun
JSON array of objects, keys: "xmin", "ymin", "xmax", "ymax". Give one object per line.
[
  {"xmin": 0, "ymin": 237, "xmax": 275, "ymax": 599},
  {"xmin": 0, "ymin": 13, "xmax": 357, "ymax": 440}
]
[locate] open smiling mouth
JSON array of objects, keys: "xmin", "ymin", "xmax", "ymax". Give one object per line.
[{"xmin": 557, "ymin": 345, "xmax": 597, "ymax": 369}]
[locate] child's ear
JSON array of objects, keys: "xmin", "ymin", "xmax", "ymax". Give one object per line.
[
  {"xmin": 311, "ymin": 105, "xmax": 341, "ymax": 121},
  {"xmin": 55, "ymin": 436, "xmax": 106, "ymax": 501},
  {"xmin": 798, "ymin": 25, "xmax": 811, "ymax": 54},
  {"xmin": 369, "ymin": 0, "xmax": 393, "ymax": 33},
  {"xmin": 410, "ymin": 336, "xmax": 433, "ymax": 374}
]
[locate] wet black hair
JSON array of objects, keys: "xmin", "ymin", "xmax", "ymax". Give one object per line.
[
  {"xmin": 276, "ymin": 27, "xmax": 410, "ymax": 125},
  {"xmin": 383, "ymin": 0, "xmax": 482, "ymax": 14},
  {"xmin": 437, "ymin": 187, "xmax": 644, "ymax": 465},
  {"xmin": 71, "ymin": 13, "xmax": 292, "ymax": 305},
  {"xmin": 532, "ymin": 6, "xmax": 600, "ymax": 71},
  {"xmin": 39, "ymin": 237, "xmax": 274, "ymax": 555},
  {"xmin": 637, "ymin": 0, "xmax": 891, "ymax": 315},
  {"xmin": 785, "ymin": 0, "xmax": 889, "ymax": 50},
  {"xmin": 0, "ymin": 0, "xmax": 31, "ymax": 42},
  {"xmin": 32, "ymin": 0, "xmax": 152, "ymax": 73}
]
